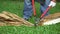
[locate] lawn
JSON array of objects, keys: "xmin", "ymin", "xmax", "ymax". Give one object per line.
[{"xmin": 0, "ymin": 0, "xmax": 60, "ymax": 34}]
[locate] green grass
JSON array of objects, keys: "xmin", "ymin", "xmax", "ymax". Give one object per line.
[{"xmin": 0, "ymin": 1, "xmax": 60, "ymax": 34}]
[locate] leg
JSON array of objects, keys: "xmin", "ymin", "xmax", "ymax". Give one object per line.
[
  {"xmin": 40, "ymin": 0, "xmax": 50, "ymax": 16},
  {"xmin": 23, "ymin": 0, "xmax": 33, "ymax": 20}
]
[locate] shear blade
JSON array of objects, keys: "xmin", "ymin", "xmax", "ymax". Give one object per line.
[{"xmin": 34, "ymin": 18, "xmax": 40, "ymax": 26}]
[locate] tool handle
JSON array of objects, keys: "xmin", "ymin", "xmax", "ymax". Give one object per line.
[
  {"xmin": 32, "ymin": 0, "xmax": 36, "ymax": 16},
  {"xmin": 40, "ymin": 6, "xmax": 51, "ymax": 18}
]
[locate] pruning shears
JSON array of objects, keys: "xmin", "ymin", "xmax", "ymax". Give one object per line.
[{"xmin": 32, "ymin": 0, "xmax": 51, "ymax": 26}]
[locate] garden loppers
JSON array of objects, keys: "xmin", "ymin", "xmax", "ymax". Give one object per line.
[
  {"xmin": 32, "ymin": 0, "xmax": 52, "ymax": 26},
  {"xmin": 32, "ymin": 0, "xmax": 46, "ymax": 27}
]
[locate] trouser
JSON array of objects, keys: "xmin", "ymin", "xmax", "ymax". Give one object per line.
[{"xmin": 23, "ymin": 0, "xmax": 50, "ymax": 19}]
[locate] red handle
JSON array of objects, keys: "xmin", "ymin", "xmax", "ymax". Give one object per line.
[
  {"xmin": 32, "ymin": 0, "xmax": 36, "ymax": 16},
  {"xmin": 40, "ymin": 6, "xmax": 51, "ymax": 18}
]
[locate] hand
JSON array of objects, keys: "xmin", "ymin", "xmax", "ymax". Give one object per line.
[{"xmin": 48, "ymin": 1, "xmax": 56, "ymax": 7}]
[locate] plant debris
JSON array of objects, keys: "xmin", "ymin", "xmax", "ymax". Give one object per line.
[
  {"xmin": 38, "ymin": 12, "xmax": 60, "ymax": 26},
  {"xmin": 0, "ymin": 11, "xmax": 34, "ymax": 27}
]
